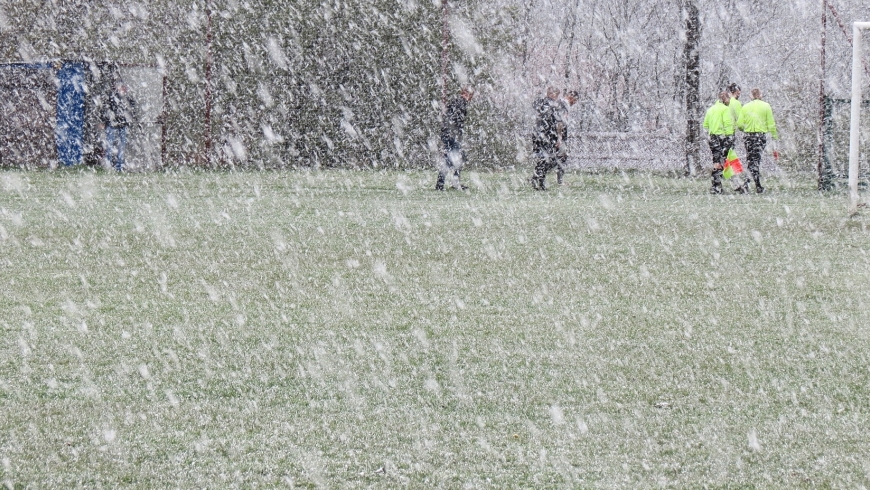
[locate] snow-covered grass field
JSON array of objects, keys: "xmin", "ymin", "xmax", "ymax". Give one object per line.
[{"xmin": 1, "ymin": 168, "xmax": 869, "ymax": 488}]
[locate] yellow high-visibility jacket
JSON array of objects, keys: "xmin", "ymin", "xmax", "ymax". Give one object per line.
[
  {"xmin": 703, "ymin": 101, "xmax": 734, "ymax": 136},
  {"xmin": 737, "ymin": 99, "xmax": 778, "ymax": 140},
  {"xmin": 729, "ymin": 97, "xmax": 743, "ymax": 123}
]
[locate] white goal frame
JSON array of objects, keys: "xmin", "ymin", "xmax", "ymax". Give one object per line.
[{"xmin": 849, "ymin": 22, "xmax": 870, "ymax": 213}]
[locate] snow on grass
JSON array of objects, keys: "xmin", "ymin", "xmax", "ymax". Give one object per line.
[{"xmin": 1, "ymin": 168, "xmax": 869, "ymax": 487}]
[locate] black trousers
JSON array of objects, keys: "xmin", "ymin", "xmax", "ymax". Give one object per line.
[
  {"xmin": 533, "ymin": 151, "xmax": 558, "ymax": 189},
  {"xmin": 708, "ymin": 134, "xmax": 733, "ymax": 191},
  {"xmin": 556, "ymin": 153, "xmax": 567, "ymax": 184},
  {"xmin": 436, "ymin": 137, "xmax": 464, "ymax": 189},
  {"xmin": 744, "ymin": 133, "xmax": 766, "ymax": 188}
]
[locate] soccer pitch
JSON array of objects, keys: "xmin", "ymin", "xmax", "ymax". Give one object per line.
[{"xmin": 1, "ymin": 168, "xmax": 869, "ymax": 487}]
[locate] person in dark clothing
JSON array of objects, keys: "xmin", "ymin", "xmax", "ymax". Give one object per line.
[
  {"xmin": 531, "ymin": 87, "xmax": 561, "ymax": 190},
  {"xmin": 436, "ymin": 87, "xmax": 474, "ymax": 191},
  {"xmin": 101, "ymin": 80, "xmax": 136, "ymax": 171},
  {"xmin": 702, "ymin": 91, "xmax": 734, "ymax": 194}
]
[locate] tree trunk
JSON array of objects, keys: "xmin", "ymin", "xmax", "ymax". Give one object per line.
[
  {"xmin": 562, "ymin": 0, "xmax": 581, "ymax": 86},
  {"xmin": 683, "ymin": 0, "xmax": 701, "ymax": 176},
  {"xmin": 818, "ymin": 0, "xmax": 833, "ymax": 190}
]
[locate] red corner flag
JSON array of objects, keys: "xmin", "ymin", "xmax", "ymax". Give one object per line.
[{"xmin": 723, "ymin": 148, "xmax": 743, "ymax": 179}]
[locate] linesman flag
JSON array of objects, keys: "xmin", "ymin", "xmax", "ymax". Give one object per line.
[{"xmin": 722, "ymin": 148, "xmax": 743, "ymax": 180}]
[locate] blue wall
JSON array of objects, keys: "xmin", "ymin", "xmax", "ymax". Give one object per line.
[{"xmin": 56, "ymin": 62, "xmax": 85, "ymax": 166}]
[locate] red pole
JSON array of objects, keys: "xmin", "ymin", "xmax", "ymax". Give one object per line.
[
  {"xmin": 441, "ymin": 0, "xmax": 449, "ymax": 116},
  {"xmin": 203, "ymin": 0, "xmax": 213, "ymax": 167}
]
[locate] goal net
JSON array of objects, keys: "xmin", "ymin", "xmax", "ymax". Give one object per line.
[
  {"xmin": 824, "ymin": 97, "xmax": 870, "ymax": 183},
  {"xmin": 847, "ymin": 22, "xmax": 870, "ymax": 210}
]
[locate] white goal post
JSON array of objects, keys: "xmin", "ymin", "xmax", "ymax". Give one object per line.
[{"xmin": 849, "ymin": 22, "xmax": 870, "ymax": 213}]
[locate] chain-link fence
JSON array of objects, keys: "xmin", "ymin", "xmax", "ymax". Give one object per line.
[{"xmin": 561, "ymin": 131, "xmax": 787, "ymax": 175}]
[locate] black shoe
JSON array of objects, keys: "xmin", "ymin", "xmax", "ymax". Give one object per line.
[
  {"xmin": 435, "ymin": 185, "xmax": 444, "ymax": 191},
  {"xmin": 460, "ymin": 185, "xmax": 469, "ymax": 191},
  {"xmin": 710, "ymin": 186, "xmax": 723, "ymax": 194},
  {"xmin": 756, "ymin": 186, "xmax": 765, "ymax": 194}
]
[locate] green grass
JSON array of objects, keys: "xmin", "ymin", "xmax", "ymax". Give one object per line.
[{"xmin": 1, "ymin": 167, "xmax": 870, "ymax": 488}]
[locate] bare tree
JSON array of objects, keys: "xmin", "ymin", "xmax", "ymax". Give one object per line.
[{"xmin": 683, "ymin": 0, "xmax": 702, "ymax": 176}]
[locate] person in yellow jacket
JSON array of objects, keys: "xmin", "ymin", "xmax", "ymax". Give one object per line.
[
  {"xmin": 727, "ymin": 83, "xmax": 743, "ymax": 121},
  {"xmin": 726, "ymin": 83, "xmax": 754, "ymax": 192},
  {"xmin": 736, "ymin": 88, "xmax": 778, "ymax": 193},
  {"xmin": 702, "ymin": 91, "xmax": 734, "ymax": 194}
]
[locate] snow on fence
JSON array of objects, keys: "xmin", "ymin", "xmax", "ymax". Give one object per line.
[{"xmin": 116, "ymin": 66, "xmax": 166, "ymax": 171}]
